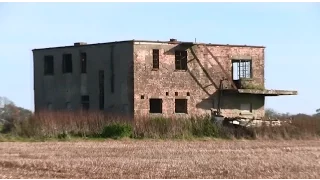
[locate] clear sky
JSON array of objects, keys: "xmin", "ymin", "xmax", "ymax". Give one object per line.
[{"xmin": 0, "ymin": 2, "xmax": 319, "ymax": 115}]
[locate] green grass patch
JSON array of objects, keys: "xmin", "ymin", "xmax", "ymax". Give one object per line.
[{"xmin": 101, "ymin": 123, "xmax": 133, "ymax": 139}]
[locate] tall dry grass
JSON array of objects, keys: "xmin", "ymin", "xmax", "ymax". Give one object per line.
[
  {"xmin": 8, "ymin": 110, "xmax": 320, "ymax": 140},
  {"xmin": 251, "ymin": 114, "xmax": 320, "ymax": 140},
  {"xmin": 13, "ymin": 111, "xmax": 132, "ymax": 138},
  {"xmin": 12, "ymin": 112, "xmax": 221, "ymax": 139},
  {"xmin": 133, "ymin": 115, "xmax": 220, "ymax": 139}
]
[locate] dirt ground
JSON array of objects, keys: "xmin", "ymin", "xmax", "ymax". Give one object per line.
[{"xmin": 0, "ymin": 139, "xmax": 319, "ymax": 179}]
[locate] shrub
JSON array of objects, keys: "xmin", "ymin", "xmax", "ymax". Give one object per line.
[
  {"xmin": 57, "ymin": 131, "xmax": 71, "ymax": 140},
  {"xmin": 13, "ymin": 116, "xmax": 41, "ymax": 138},
  {"xmin": 101, "ymin": 123, "xmax": 133, "ymax": 139},
  {"xmin": 1, "ymin": 121, "xmax": 14, "ymax": 134},
  {"xmin": 133, "ymin": 115, "xmax": 220, "ymax": 139},
  {"xmin": 190, "ymin": 115, "xmax": 218, "ymax": 137},
  {"xmin": 135, "ymin": 117, "xmax": 180, "ymax": 139}
]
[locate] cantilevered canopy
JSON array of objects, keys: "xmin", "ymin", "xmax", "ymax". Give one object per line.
[{"xmin": 223, "ymin": 89, "xmax": 298, "ymax": 96}]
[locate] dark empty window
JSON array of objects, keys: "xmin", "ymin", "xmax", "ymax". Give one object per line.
[
  {"xmin": 232, "ymin": 60, "xmax": 252, "ymax": 80},
  {"xmin": 149, "ymin": 99, "xmax": 162, "ymax": 113},
  {"xmin": 99, "ymin": 70, "xmax": 104, "ymax": 110},
  {"xmin": 47, "ymin": 103, "xmax": 53, "ymax": 110},
  {"xmin": 62, "ymin": 54, "xmax": 73, "ymax": 73},
  {"xmin": 240, "ymin": 103, "xmax": 252, "ymax": 113},
  {"xmin": 175, "ymin": 99, "xmax": 187, "ymax": 113},
  {"xmin": 110, "ymin": 46, "xmax": 115, "ymax": 93},
  {"xmin": 80, "ymin": 52, "xmax": 87, "ymax": 73},
  {"xmin": 66, "ymin": 102, "xmax": 71, "ymax": 110},
  {"xmin": 44, "ymin": 55, "xmax": 54, "ymax": 75},
  {"xmin": 152, "ymin": 49, "xmax": 159, "ymax": 69},
  {"xmin": 81, "ymin": 95, "xmax": 90, "ymax": 110},
  {"xmin": 110, "ymin": 74, "xmax": 115, "ymax": 93},
  {"xmin": 175, "ymin": 50, "xmax": 187, "ymax": 70}
]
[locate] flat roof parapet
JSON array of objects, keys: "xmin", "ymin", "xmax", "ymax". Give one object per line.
[
  {"xmin": 32, "ymin": 39, "xmax": 265, "ymax": 51},
  {"xmin": 74, "ymin": 42, "xmax": 87, "ymax": 46}
]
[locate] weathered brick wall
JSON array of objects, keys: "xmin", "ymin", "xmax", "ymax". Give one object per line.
[
  {"xmin": 133, "ymin": 42, "xmax": 265, "ymax": 118},
  {"xmin": 219, "ymin": 94, "xmax": 265, "ymax": 118}
]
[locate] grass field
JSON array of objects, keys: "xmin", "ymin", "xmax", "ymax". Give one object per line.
[{"xmin": 0, "ymin": 139, "xmax": 320, "ymax": 179}]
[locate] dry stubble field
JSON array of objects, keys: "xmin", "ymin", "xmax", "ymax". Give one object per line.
[{"xmin": 0, "ymin": 139, "xmax": 320, "ymax": 179}]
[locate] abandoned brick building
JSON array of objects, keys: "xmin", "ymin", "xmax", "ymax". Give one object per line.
[{"xmin": 32, "ymin": 39, "xmax": 297, "ymax": 119}]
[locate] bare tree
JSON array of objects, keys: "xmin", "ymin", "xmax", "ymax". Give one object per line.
[
  {"xmin": 265, "ymin": 108, "xmax": 280, "ymax": 119},
  {"xmin": 314, "ymin": 108, "xmax": 320, "ymax": 117},
  {"xmin": 0, "ymin": 96, "xmax": 15, "ymax": 123},
  {"xmin": 0, "ymin": 96, "xmax": 32, "ymax": 133}
]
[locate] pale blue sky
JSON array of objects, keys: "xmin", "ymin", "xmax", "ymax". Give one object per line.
[{"xmin": 0, "ymin": 3, "xmax": 319, "ymax": 114}]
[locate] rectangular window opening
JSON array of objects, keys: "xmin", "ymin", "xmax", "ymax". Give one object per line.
[
  {"xmin": 232, "ymin": 60, "xmax": 252, "ymax": 80},
  {"xmin": 240, "ymin": 103, "xmax": 252, "ymax": 113},
  {"xmin": 149, "ymin": 98, "xmax": 162, "ymax": 113},
  {"xmin": 47, "ymin": 103, "xmax": 53, "ymax": 110},
  {"xmin": 152, "ymin": 49, "xmax": 159, "ymax": 69},
  {"xmin": 44, "ymin": 55, "xmax": 54, "ymax": 75},
  {"xmin": 81, "ymin": 95, "xmax": 90, "ymax": 110},
  {"xmin": 99, "ymin": 70, "xmax": 104, "ymax": 110},
  {"xmin": 80, "ymin": 52, "xmax": 87, "ymax": 73},
  {"xmin": 65, "ymin": 102, "xmax": 71, "ymax": 110},
  {"xmin": 111, "ymin": 75, "xmax": 114, "ymax": 93},
  {"xmin": 62, "ymin": 54, "xmax": 73, "ymax": 73},
  {"xmin": 175, "ymin": 50, "xmax": 187, "ymax": 70},
  {"xmin": 175, "ymin": 99, "xmax": 188, "ymax": 114},
  {"xmin": 110, "ymin": 46, "xmax": 115, "ymax": 93}
]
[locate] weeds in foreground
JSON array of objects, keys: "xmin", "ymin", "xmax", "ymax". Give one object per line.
[{"xmin": 1, "ymin": 111, "xmax": 320, "ymax": 140}]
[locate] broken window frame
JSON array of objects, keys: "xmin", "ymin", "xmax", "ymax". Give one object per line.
[
  {"xmin": 175, "ymin": 99, "xmax": 188, "ymax": 114},
  {"xmin": 175, "ymin": 50, "xmax": 188, "ymax": 70},
  {"xmin": 62, "ymin": 54, "xmax": 73, "ymax": 73},
  {"xmin": 152, "ymin": 49, "xmax": 160, "ymax": 69},
  {"xmin": 44, "ymin": 55, "xmax": 54, "ymax": 75},
  {"xmin": 232, "ymin": 59, "xmax": 252, "ymax": 80},
  {"xmin": 149, "ymin": 98, "xmax": 163, "ymax": 114},
  {"xmin": 80, "ymin": 52, "xmax": 87, "ymax": 74}
]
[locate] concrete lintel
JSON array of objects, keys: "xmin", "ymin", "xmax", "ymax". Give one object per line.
[
  {"xmin": 148, "ymin": 96, "xmax": 165, "ymax": 99},
  {"xmin": 175, "ymin": 96, "xmax": 190, "ymax": 100},
  {"xmin": 231, "ymin": 56, "xmax": 252, "ymax": 60},
  {"xmin": 237, "ymin": 89, "xmax": 298, "ymax": 96}
]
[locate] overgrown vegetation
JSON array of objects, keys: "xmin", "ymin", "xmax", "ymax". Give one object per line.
[
  {"xmin": 239, "ymin": 79, "xmax": 265, "ymax": 90},
  {"xmin": 133, "ymin": 115, "xmax": 220, "ymax": 139},
  {"xmin": 1, "ymin": 98, "xmax": 320, "ymax": 141},
  {"xmin": 0, "ymin": 110, "xmax": 319, "ymax": 141},
  {"xmin": 102, "ymin": 123, "xmax": 133, "ymax": 139},
  {"xmin": 1, "ymin": 112, "xmax": 223, "ymax": 140}
]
